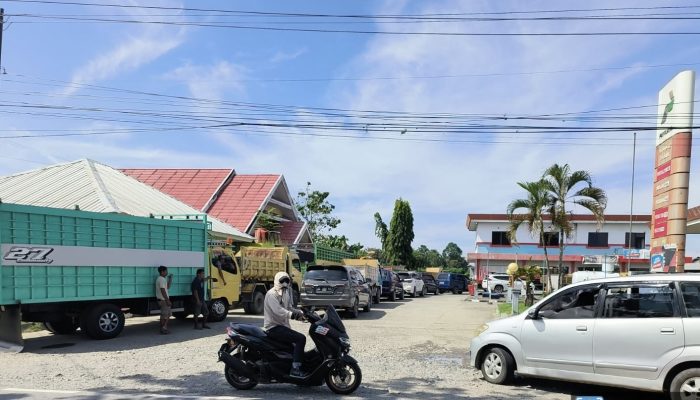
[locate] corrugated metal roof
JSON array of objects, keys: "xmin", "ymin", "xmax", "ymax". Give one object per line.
[{"xmin": 0, "ymin": 159, "xmax": 253, "ymax": 242}]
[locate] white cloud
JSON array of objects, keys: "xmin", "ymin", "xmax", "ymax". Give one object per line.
[
  {"xmin": 164, "ymin": 61, "xmax": 248, "ymax": 100},
  {"xmin": 61, "ymin": 0, "xmax": 187, "ymax": 96},
  {"xmin": 270, "ymin": 48, "xmax": 308, "ymax": 63}
]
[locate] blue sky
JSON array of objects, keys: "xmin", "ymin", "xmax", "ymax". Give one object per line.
[{"xmin": 1, "ymin": 0, "xmax": 699, "ymax": 257}]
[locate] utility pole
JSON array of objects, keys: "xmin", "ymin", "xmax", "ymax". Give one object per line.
[
  {"xmin": 0, "ymin": 8, "xmax": 4, "ymax": 72},
  {"xmin": 627, "ymin": 131, "xmax": 637, "ymax": 275}
]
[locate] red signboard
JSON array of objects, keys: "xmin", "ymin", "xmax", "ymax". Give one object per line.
[
  {"xmin": 656, "ymin": 161, "xmax": 672, "ymax": 181},
  {"xmin": 654, "ymin": 206, "xmax": 669, "ymax": 225}
]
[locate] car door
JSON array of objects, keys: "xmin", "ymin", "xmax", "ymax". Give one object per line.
[
  {"xmin": 680, "ymin": 281, "xmax": 700, "ymax": 361},
  {"xmin": 520, "ymin": 284, "xmax": 601, "ymax": 375},
  {"xmin": 351, "ymin": 269, "xmax": 370, "ymax": 305},
  {"xmin": 593, "ymin": 282, "xmax": 683, "ymax": 380}
]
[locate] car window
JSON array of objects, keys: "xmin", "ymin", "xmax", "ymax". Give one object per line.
[
  {"xmin": 305, "ymin": 267, "xmax": 348, "ymax": 281},
  {"xmin": 538, "ymin": 286, "xmax": 600, "ymax": 319},
  {"xmin": 437, "ymin": 273, "xmax": 448, "ymax": 280},
  {"xmin": 602, "ymin": 284, "xmax": 676, "ymax": 318},
  {"xmin": 680, "ymin": 282, "xmax": 700, "ymax": 317}
]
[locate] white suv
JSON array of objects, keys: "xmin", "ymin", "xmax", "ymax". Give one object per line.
[
  {"xmin": 482, "ymin": 274, "xmax": 511, "ymax": 293},
  {"xmin": 469, "ymin": 274, "xmax": 700, "ymax": 399},
  {"xmin": 397, "ymin": 271, "xmax": 425, "ymax": 298}
]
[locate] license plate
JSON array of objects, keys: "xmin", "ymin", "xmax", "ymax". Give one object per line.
[
  {"xmin": 439, "ymin": 281, "xmax": 445, "ymax": 284},
  {"xmin": 316, "ymin": 286, "xmax": 333, "ymax": 294}
]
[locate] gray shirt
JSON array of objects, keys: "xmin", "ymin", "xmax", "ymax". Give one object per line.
[{"xmin": 263, "ymin": 287, "xmax": 293, "ymax": 330}]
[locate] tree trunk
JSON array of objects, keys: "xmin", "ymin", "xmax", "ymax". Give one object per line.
[
  {"xmin": 558, "ymin": 228, "xmax": 565, "ymax": 289},
  {"xmin": 541, "ymin": 231, "xmax": 551, "ymax": 294}
]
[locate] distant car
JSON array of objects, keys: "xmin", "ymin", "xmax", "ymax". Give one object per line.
[
  {"xmin": 437, "ymin": 272, "xmax": 468, "ymax": 294},
  {"xmin": 300, "ymin": 265, "xmax": 372, "ymax": 318},
  {"xmin": 421, "ymin": 273, "xmax": 440, "ymax": 295},
  {"xmin": 397, "ymin": 271, "xmax": 425, "ymax": 297},
  {"xmin": 380, "ymin": 269, "xmax": 404, "ymax": 301},
  {"xmin": 469, "ymin": 274, "xmax": 700, "ymax": 397},
  {"xmin": 482, "ymin": 273, "xmax": 511, "ymax": 294}
]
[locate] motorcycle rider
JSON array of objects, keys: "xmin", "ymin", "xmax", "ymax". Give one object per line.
[{"xmin": 264, "ymin": 271, "xmax": 306, "ymax": 378}]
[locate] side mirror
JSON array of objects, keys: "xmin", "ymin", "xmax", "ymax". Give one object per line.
[{"xmin": 527, "ymin": 308, "xmax": 539, "ymax": 320}]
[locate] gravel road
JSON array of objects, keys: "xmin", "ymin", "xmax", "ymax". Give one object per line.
[{"xmin": 0, "ymin": 294, "xmax": 660, "ymax": 399}]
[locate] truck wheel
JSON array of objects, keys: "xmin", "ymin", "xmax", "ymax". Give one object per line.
[
  {"xmin": 82, "ymin": 304, "xmax": 125, "ymax": 340},
  {"xmin": 250, "ymin": 291, "xmax": 265, "ymax": 315},
  {"xmin": 208, "ymin": 298, "xmax": 229, "ymax": 322},
  {"xmin": 44, "ymin": 318, "xmax": 79, "ymax": 335},
  {"xmin": 242, "ymin": 303, "xmax": 253, "ymax": 315}
]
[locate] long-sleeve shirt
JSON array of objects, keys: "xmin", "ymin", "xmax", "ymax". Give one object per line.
[{"xmin": 263, "ymin": 287, "xmax": 293, "ymax": 330}]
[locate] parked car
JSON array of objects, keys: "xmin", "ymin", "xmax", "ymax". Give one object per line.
[
  {"xmin": 481, "ymin": 273, "xmax": 511, "ymax": 293},
  {"xmin": 437, "ymin": 272, "xmax": 468, "ymax": 294},
  {"xmin": 380, "ymin": 269, "xmax": 404, "ymax": 301},
  {"xmin": 397, "ymin": 271, "xmax": 425, "ymax": 297},
  {"xmin": 421, "ymin": 273, "xmax": 440, "ymax": 295},
  {"xmin": 469, "ymin": 274, "xmax": 700, "ymax": 398},
  {"xmin": 300, "ymin": 265, "xmax": 372, "ymax": 318}
]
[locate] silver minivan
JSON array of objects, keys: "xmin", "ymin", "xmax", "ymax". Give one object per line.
[
  {"xmin": 469, "ymin": 274, "xmax": 700, "ymax": 399},
  {"xmin": 300, "ymin": 265, "xmax": 372, "ymax": 318}
]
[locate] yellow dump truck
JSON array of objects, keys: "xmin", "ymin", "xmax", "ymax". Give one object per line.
[
  {"xmin": 204, "ymin": 244, "xmax": 303, "ymax": 318},
  {"xmin": 342, "ymin": 258, "xmax": 383, "ymax": 305}
]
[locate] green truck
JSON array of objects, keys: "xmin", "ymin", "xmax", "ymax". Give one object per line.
[{"xmin": 0, "ymin": 202, "xmax": 211, "ymax": 352}]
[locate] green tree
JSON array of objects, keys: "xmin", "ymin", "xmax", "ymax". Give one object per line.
[
  {"xmin": 316, "ymin": 234, "xmax": 366, "ymax": 257},
  {"xmin": 507, "ymin": 180, "xmax": 554, "ymax": 293},
  {"xmin": 542, "ymin": 164, "xmax": 607, "ymax": 288},
  {"xmin": 374, "ymin": 212, "xmax": 389, "ymax": 250},
  {"xmin": 442, "ymin": 242, "xmax": 468, "ymax": 273},
  {"xmin": 413, "ymin": 245, "xmax": 444, "ymax": 270},
  {"xmin": 296, "ymin": 182, "xmax": 341, "ymax": 241},
  {"xmin": 384, "ymin": 198, "xmax": 415, "ymax": 266}
]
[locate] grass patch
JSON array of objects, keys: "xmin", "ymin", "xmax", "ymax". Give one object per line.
[
  {"xmin": 497, "ymin": 302, "xmax": 529, "ymax": 316},
  {"xmin": 21, "ymin": 322, "xmax": 45, "ymax": 333}
]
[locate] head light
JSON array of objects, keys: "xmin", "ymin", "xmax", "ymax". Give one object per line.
[{"xmin": 475, "ymin": 323, "xmax": 490, "ymax": 336}]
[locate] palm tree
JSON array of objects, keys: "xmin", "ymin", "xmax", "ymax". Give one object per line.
[
  {"xmin": 506, "ymin": 180, "xmax": 554, "ymax": 293},
  {"xmin": 542, "ymin": 164, "xmax": 607, "ymax": 288}
]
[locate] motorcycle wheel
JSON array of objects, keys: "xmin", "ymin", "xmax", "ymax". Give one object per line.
[
  {"xmin": 224, "ymin": 353, "xmax": 258, "ymax": 390},
  {"xmin": 325, "ymin": 361, "xmax": 362, "ymax": 395}
]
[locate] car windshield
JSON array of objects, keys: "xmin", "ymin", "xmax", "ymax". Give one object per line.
[
  {"xmin": 437, "ymin": 273, "xmax": 448, "ymax": 279},
  {"xmin": 305, "ymin": 267, "xmax": 348, "ymax": 281}
]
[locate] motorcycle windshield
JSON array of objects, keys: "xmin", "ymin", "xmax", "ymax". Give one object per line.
[{"xmin": 324, "ymin": 305, "xmax": 347, "ymax": 334}]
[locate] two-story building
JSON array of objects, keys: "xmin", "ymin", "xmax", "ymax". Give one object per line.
[{"xmin": 466, "ymin": 213, "xmax": 652, "ymax": 286}]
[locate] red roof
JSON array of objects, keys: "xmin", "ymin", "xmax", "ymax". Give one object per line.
[
  {"xmin": 207, "ymin": 174, "xmax": 280, "ymax": 232},
  {"xmin": 279, "ymin": 221, "xmax": 306, "ymax": 245},
  {"xmin": 121, "ymin": 168, "xmax": 232, "ymax": 211},
  {"xmin": 689, "ymin": 205, "xmax": 700, "ymax": 222}
]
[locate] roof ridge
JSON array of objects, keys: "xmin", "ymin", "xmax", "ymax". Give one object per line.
[
  {"xmin": 0, "ymin": 158, "xmax": 85, "ymax": 180},
  {"xmin": 83, "ymin": 159, "xmax": 120, "ymax": 212}
]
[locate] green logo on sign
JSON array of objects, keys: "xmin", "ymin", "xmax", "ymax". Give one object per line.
[{"xmin": 661, "ymin": 90, "xmax": 674, "ymax": 124}]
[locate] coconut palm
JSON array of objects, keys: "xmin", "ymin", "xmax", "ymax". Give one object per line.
[
  {"xmin": 506, "ymin": 180, "xmax": 554, "ymax": 293},
  {"xmin": 542, "ymin": 164, "xmax": 607, "ymax": 288}
]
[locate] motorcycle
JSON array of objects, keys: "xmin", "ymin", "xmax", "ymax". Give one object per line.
[{"xmin": 217, "ymin": 305, "xmax": 362, "ymax": 395}]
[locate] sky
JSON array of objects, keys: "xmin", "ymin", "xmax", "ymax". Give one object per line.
[{"xmin": 0, "ymin": 0, "xmax": 699, "ymax": 257}]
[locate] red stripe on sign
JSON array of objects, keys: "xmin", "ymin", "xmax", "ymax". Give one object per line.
[{"xmin": 656, "ymin": 161, "xmax": 672, "ymax": 181}]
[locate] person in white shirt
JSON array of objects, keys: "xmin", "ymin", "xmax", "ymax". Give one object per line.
[{"xmin": 155, "ymin": 265, "xmax": 173, "ymax": 334}]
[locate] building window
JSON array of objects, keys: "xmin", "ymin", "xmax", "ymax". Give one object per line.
[
  {"xmin": 491, "ymin": 231, "xmax": 511, "ymax": 246},
  {"xmin": 625, "ymin": 232, "xmax": 646, "ymax": 249},
  {"xmin": 541, "ymin": 232, "xmax": 559, "ymax": 247},
  {"xmin": 588, "ymin": 232, "xmax": 609, "ymax": 247}
]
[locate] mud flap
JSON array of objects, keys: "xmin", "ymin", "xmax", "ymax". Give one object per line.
[{"xmin": 0, "ymin": 305, "xmax": 23, "ymax": 353}]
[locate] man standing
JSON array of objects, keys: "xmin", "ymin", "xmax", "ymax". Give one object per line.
[
  {"xmin": 156, "ymin": 265, "xmax": 173, "ymax": 334},
  {"xmin": 191, "ymin": 268, "xmax": 212, "ymax": 330}
]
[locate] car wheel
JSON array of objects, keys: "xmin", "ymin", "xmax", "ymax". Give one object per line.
[
  {"xmin": 374, "ymin": 290, "xmax": 381, "ymax": 305},
  {"xmin": 399, "ymin": 290, "xmax": 405, "ymax": 300},
  {"xmin": 434, "ymin": 287, "xmax": 440, "ymax": 295},
  {"xmin": 452, "ymin": 288, "xmax": 458, "ymax": 294},
  {"xmin": 670, "ymin": 368, "xmax": 700, "ymax": 400},
  {"xmin": 480, "ymin": 347, "xmax": 515, "ymax": 385},
  {"xmin": 363, "ymin": 296, "xmax": 372, "ymax": 313},
  {"xmin": 493, "ymin": 285, "xmax": 504, "ymax": 294},
  {"xmin": 421, "ymin": 287, "xmax": 426, "ymax": 297},
  {"xmin": 389, "ymin": 291, "xmax": 396, "ymax": 301},
  {"xmin": 411, "ymin": 287, "xmax": 417, "ymax": 298}
]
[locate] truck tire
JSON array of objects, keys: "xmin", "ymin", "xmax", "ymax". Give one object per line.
[
  {"xmin": 243, "ymin": 302, "xmax": 253, "ymax": 315},
  {"xmin": 82, "ymin": 304, "xmax": 125, "ymax": 340},
  {"xmin": 44, "ymin": 317, "xmax": 79, "ymax": 335},
  {"xmin": 208, "ymin": 298, "xmax": 229, "ymax": 322},
  {"xmin": 250, "ymin": 291, "xmax": 265, "ymax": 315}
]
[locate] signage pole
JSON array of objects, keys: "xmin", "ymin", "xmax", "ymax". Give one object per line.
[{"xmin": 627, "ymin": 131, "xmax": 636, "ymax": 275}]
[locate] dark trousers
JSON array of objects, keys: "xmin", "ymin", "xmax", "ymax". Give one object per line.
[{"xmin": 267, "ymin": 325, "xmax": 306, "ymax": 364}]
